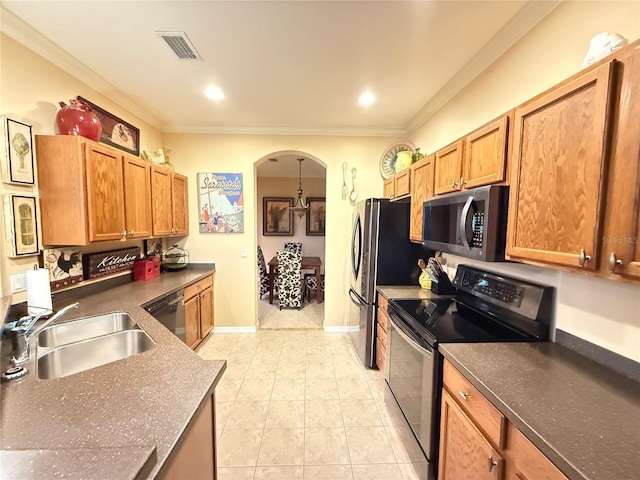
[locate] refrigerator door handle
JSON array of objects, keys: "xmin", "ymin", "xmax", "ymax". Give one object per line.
[{"xmin": 349, "ymin": 287, "xmax": 366, "ymax": 307}]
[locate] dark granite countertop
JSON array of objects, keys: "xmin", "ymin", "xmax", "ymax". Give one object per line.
[
  {"xmin": 1, "ymin": 265, "xmax": 225, "ymax": 479},
  {"xmin": 439, "ymin": 342, "xmax": 640, "ymax": 480}
]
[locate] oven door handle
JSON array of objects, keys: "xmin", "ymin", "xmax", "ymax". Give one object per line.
[{"xmin": 389, "ymin": 316, "xmax": 433, "ymax": 356}]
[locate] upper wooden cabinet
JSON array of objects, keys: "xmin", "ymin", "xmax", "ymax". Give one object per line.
[
  {"xmin": 384, "ymin": 169, "xmax": 411, "ymax": 201},
  {"xmin": 36, "ymin": 135, "xmax": 152, "ymax": 245},
  {"xmin": 434, "ymin": 115, "xmax": 509, "ymax": 196},
  {"xmin": 409, "ymin": 154, "xmax": 435, "ymax": 243},
  {"xmin": 151, "ymin": 165, "xmax": 189, "ymax": 237},
  {"xmin": 434, "ymin": 139, "xmax": 464, "ymax": 195},
  {"xmin": 599, "ymin": 45, "xmax": 640, "ymax": 281},
  {"xmin": 506, "ymin": 61, "xmax": 615, "ymax": 270}
]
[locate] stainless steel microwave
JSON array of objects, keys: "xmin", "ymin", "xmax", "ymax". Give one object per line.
[{"xmin": 422, "ymin": 185, "xmax": 509, "ymax": 261}]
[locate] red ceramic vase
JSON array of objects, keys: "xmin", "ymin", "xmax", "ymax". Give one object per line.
[{"xmin": 56, "ymin": 98, "xmax": 102, "ymax": 141}]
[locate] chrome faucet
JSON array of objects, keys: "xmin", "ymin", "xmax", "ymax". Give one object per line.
[{"xmin": 10, "ymin": 302, "xmax": 79, "ymax": 366}]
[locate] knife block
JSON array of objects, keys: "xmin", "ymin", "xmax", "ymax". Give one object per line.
[{"xmin": 431, "ymin": 278, "xmax": 456, "ymax": 295}]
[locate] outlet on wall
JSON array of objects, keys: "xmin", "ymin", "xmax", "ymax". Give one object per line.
[
  {"xmin": 241, "ymin": 248, "xmax": 247, "ymax": 258},
  {"xmin": 10, "ymin": 273, "xmax": 27, "ymax": 293}
]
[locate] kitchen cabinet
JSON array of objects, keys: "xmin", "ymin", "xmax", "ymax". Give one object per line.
[
  {"xmin": 409, "ymin": 154, "xmax": 435, "ymax": 243},
  {"xmin": 506, "ymin": 61, "xmax": 614, "ymax": 270},
  {"xmin": 184, "ymin": 274, "xmax": 215, "ymax": 349},
  {"xmin": 375, "ymin": 293, "xmax": 389, "ymax": 374},
  {"xmin": 159, "ymin": 393, "xmax": 216, "ymax": 480},
  {"xmin": 434, "ymin": 115, "xmax": 509, "ymax": 196},
  {"xmin": 35, "ymin": 135, "xmax": 151, "ymax": 245},
  {"xmin": 384, "ymin": 169, "xmax": 411, "ymax": 201},
  {"xmin": 151, "ymin": 165, "xmax": 189, "ymax": 237},
  {"xmin": 440, "ymin": 360, "xmax": 568, "ymax": 480},
  {"xmin": 599, "ymin": 45, "xmax": 640, "ymax": 280}
]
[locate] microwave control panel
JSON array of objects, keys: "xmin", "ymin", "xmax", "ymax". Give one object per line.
[{"xmin": 471, "ymin": 212, "xmax": 484, "ymax": 247}]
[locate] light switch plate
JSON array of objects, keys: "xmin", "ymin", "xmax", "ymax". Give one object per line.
[
  {"xmin": 10, "ymin": 273, "xmax": 27, "ymax": 293},
  {"xmin": 241, "ymin": 248, "xmax": 247, "ymax": 258}
]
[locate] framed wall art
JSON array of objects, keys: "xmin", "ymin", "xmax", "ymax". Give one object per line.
[
  {"xmin": 197, "ymin": 172, "xmax": 244, "ymax": 233},
  {"xmin": 77, "ymin": 96, "xmax": 140, "ymax": 156},
  {"xmin": 263, "ymin": 197, "xmax": 293, "ymax": 236},
  {"xmin": 4, "ymin": 194, "xmax": 40, "ymax": 257},
  {"xmin": 306, "ymin": 197, "xmax": 326, "ymax": 236},
  {"xmin": 43, "ymin": 248, "xmax": 83, "ymax": 291},
  {"xmin": 1, "ymin": 116, "xmax": 35, "ymax": 185}
]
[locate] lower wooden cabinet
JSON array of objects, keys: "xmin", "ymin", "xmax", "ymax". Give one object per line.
[
  {"xmin": 184, "ymin": 274, "xmax": 215, "ymax": 349},
  {"xmin": 440, "ymin": 360, "xmax": 568, "ymax": 480},
  {"xmin": 159, "ymin": 394, "xmax": 216, "ymax": 480},
  {"xmin": 375, "ymin": 294, "xmax": 389, "ymax": 373}
]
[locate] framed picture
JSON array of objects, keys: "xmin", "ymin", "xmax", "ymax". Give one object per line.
[
  {"xmin": 197, "ymin": 173, "xmax": 244, "ymax": 233},
  {"xmin": 1, "ymin": 117, "xmax": 35, "ymax": 185},
  {"xmin": 263, "ymin": 197, "xmax": 293, "ymax": 236},
  {"xmin": 77, "ymin": 96, "xmax": 140, "ymax": 156},
  {"xmin": 43, "ymin": 248, "xmax": 83, "ymax": 291},
  {"xmin": 143, "ymin": 238, "xmax": 162, "ymax": 256},
  {"xmin": 306, "ymin": 197, "xmax": 326, "ymax": 236},
  {"xmin": 4, "ymin": 194, "xmax": 40, "ymax": 257}
]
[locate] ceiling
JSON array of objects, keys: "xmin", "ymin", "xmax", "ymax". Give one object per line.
[{"xmin": 1, "ymin": 1, "xmax": 559, "ymax": 139}]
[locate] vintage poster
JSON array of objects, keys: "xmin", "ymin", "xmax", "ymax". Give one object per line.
[{"xmin": 197, "ymin": 173, "xmax": 244, "ymax": 233}]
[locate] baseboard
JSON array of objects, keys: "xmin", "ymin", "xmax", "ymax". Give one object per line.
[
  {"xmin": 324, "ymin": 325, "xmax": 359, "ymax": 333},
  {"xmin": 212, "ymin": 325, "xmax": 257, "ymax": 334}
]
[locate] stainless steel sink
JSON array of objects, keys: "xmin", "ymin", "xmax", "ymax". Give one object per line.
[
  {"xmin": 37, "ymin": 330, "xmax": 155, "ymax": 380},
  {"xmin": 37, "ymin": 312, "xmax": 137, "ymax": 348}
]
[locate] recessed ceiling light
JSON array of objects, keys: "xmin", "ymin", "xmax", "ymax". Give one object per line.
[
  {"xmin": 204, "ymin": 87, "xmax": 224, "ymax": 101},
  {"xmin": 358, "ymin": 91, "xmax": 375, "ymax": 106}
]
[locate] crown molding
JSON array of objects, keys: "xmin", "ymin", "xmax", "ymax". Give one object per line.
[
  {"xmin": 1, "ymin": 5, "xmax": 164, "ymax": 130},
  {"xmin": 406, "ymin": 0, "xmax": 562, "ymax": 134},
  {"xmin": 162, "ymin": 123, "xmax": 407, "ymax": 137}
]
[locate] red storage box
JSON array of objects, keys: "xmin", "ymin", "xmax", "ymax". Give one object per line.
[{"xmin": 133, "ymin": 257, "xmax": 160, "ymax": 281}]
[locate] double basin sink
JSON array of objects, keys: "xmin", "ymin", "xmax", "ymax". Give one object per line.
[{"xmin": 36, "ymin": 312, "xmax": 155, "ymax": 380}]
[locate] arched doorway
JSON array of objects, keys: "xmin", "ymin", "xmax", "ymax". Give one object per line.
[{"xmin": 255, "ymin": 151, "xmax": 327, "ymax": 330}]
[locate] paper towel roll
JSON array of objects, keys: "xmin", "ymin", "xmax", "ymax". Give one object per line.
[{"xmin": 27, "ymin": 268, "xmax": 53, "ymax": 317}]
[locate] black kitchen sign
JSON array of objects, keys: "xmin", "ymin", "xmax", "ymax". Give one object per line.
[{"xmin": 83, "ymin": 247, "xmax": 140, "ymax": 279}]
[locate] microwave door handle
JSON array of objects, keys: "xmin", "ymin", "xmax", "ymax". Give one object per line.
[{"xmin": 459, "ymin": 196, "xmax": 474, "ymax": 251}]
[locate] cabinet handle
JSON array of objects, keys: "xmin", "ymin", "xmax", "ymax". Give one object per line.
[
  {"xmin": 128, "ymin": 230, "xmax": 134, "ymax": 237},
  {"xmin": 452, "ymin": 180, "xmax": 458, "ymax": 188},
  {"xmin": 121, "ymin": 231, "xmax": 126, "ymax": 238},
  {"xmin": 458, "ymin": 390, "xmax": 469, "ymax": 401},
  {"xmin": 609, "ymin": 252, "xmax": 623, "ymax": 272},
  {"xmin": 487, "ymin": 455, "xmax": 498, "ymax": 472},
  {"xmin": 578, "ymin": 249, "xmax": 592, "ymax": 267},
  {"xmin": 460, "ymin": 176, "xmax": 466, "ymax": 186}
]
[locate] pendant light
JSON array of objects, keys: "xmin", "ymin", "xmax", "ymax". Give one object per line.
[{"xmin": 290, "ymin": 158, "xmax": 310, "ymax": 219}]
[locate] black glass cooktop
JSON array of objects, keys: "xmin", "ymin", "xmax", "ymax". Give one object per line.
[{"xmin": 389, "ymin": 298, "xmax": 535, "ymax": 347}]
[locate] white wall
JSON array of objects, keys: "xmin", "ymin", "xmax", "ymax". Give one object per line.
[
  {"xmin": 410, "ymin": 1, "xmax": 640, "ymax": 362},
  {"xmin": 257, "ymin": 176, "xmax": 326, "ymax": 266}
]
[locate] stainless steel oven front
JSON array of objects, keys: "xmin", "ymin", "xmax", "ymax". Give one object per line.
[{"xmin": 386, "ymin": 306, "xmax": 441, "ymax": 479}]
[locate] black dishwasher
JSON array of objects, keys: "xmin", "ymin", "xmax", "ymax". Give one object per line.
[{"xmin": 145, "ymin": 290, "xmax": 186, "ymax": 343}]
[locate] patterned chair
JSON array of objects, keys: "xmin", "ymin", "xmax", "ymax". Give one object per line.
[
  {"xmin": 276, "ymin": 250, "xmax": 302, "ymax": 309},
  {"xmin": 257, "ymin": 246, "xmax": 270, "ymax": 299},
  {"xmin": 284, "ymin": 242, "xmax": 303, "ymax": 256},
  {"xmin": 304, "ymin": 273, "xmax": 325, "ymax": 302}
]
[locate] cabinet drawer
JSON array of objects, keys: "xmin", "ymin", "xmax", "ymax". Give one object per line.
[
  {"xmin": 507, "ymin": 423, "xmax": 568, "ymax": 480},
  {"xmin": 377, "ymin": 295, "xmax": 389, "ymax": 314},
  {"xmin": 184, "ymin": 275, "xmax": 214, "ymax": 300},
  {"xmin": 376, "ymin": 322, "xmax": 388, "ymax": 347},
  {"xmin": 376, "ymin": 337, "xmax": 386, "ymax": 372},
  {"xmin": 443, "ymin": 360, "xmax": 506, "ymax": 449},
  {"xmin": 377, "ymin": 306, "xmax": 388, "ymax": 332}
]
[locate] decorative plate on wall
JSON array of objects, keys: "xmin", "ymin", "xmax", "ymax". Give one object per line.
[{"xmin": 379, "ymin": 143, "xmax": 414, "ymax": 180}]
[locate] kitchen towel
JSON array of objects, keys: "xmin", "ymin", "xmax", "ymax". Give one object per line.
[{"xmin": 27, "ymin": 268, "xmax": 53, "ymax": 317}]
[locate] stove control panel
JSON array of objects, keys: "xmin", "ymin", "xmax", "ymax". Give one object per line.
[{"xmin": 457, "ymin": 269, "xmax": 523, "ymax": 307}]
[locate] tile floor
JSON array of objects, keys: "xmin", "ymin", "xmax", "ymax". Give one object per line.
[
  {"xmin": 258, "ymin": 297, "xmax": 324, "ymax": 330},
  {"xmin": 196, "ymin": 303, "xmax": 422, "ymax": 480}
]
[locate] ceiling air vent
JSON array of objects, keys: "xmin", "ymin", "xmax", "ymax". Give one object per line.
[{"xmin": 156, "ymin": 31, "xmax": 201, "ymax": 60}]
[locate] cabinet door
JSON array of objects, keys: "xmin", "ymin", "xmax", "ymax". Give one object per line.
[
  {"xmin": 184, "ymin": 294, "xmax": 201, "ymax": 349},
  {"xmin": 151, "ymin": 165, "xmax": 174, "ymax": 236},
  {"xmin": 435, "ymin": 140, "xmax": 464, "ymax": 194},
  {"xmin": 383, "ymin": 177, "xmax": 395, "ymax": 198},
  {"xmin": 123, "ymin": 156, "xmax": 152, "ymax": 239},
  {"xmin": 172, "ymin": 173, "xmax": 189, "ymax": 235},
  {"xmin": 409, "ymin": 155, "xmax": 435, "ymax": 242},
  {"xmin": 393, "ymin": 169, "xmax": 411, "ymax": 199},
  {"xmin": 464, "ymin": 116, "xmax": 508, "ymax": 189},
  {"xmin": 505, "ymin": 424, "xmax": 568, "ymax": 480},
  {"xmin": 85, "ymin": 143, "xmax": 126, "ymax": 242},
  {"xmin": 506, "ymin": 61, "xmax": 614, "ymax": 270},
  {"xmin": 199, "ymin": 286, "xmax": 214, "ymax": 339},
  {"xmin": 439, "ymin": 390, "xmax": 503, "ymax": 480},
  {"xmin": 601, "ymin": 47, "xmax": 640, "ymax": 279}
]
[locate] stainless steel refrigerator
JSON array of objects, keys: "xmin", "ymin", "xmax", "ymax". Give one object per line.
[{"xmin": 348, "ymin": 198, "xmax": 433, "ymax": 368}]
